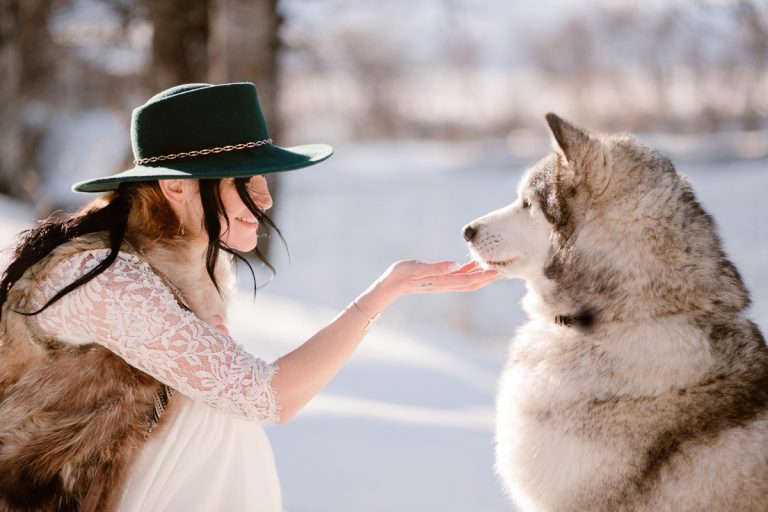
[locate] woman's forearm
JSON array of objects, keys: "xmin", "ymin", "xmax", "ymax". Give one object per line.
[
  {"xmin": 269, "ymin": 260, "xmax": 497, "ymax": 423},
  {"xmin": 270, "ymin": 278, "xmax": 398, "ymax": 423}
]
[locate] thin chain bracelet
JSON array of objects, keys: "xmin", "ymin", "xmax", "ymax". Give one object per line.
[{"xmin": 352, "ymin": 300, "xmax": 381, "ymax": 332}]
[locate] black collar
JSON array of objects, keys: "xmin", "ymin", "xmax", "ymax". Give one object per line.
[
  {"xmin": 555, "ymin": 315, "xmax": 577, "ymax": 327},
  {"xmin": 555, "ymin": 311, "xmax": 595, "ymax": 329}
]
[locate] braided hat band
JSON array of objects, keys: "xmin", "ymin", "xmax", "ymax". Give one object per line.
[{"xmin": 133, "ymin": 139, "xmax": 273, "ymax": 166}]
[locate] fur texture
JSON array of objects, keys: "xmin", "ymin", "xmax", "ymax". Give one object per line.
[
  {"xmin": 464, "ymin": 114, "xmax": 768, "ymax": 511},
  {"xmin": 0, "ymin": 229, "xmax": 231, "ymax": 511}
]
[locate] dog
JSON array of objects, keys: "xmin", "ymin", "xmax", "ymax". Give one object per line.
[{"xmin": 463, "ymin": 114, "xmax": 768, "ymax": 511}]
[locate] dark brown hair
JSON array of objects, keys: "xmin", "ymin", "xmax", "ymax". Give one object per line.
[{"xmin": 0, "ymin": 178, "xmax": 283, "ymax": 320}]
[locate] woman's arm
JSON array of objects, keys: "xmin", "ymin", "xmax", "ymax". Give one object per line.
[{"xmin": 271, "ymin": 260, "xmax": 497, "ymax": 423}]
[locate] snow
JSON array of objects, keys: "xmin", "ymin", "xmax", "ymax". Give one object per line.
[{"xmin": 1, "ymin": 138, "xmax": 767, "ymax": 512}]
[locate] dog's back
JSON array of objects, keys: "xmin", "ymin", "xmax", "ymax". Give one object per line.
[{"xmin": 464, "ymin": 114, "xmax": 768, "ymax": 511}]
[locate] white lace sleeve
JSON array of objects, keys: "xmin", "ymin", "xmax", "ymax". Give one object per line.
[{"xmin": 27, "ymin": 249, "xmax": 280, "ymax": 423}]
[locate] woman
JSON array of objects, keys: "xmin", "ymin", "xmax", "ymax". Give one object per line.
[{"xmin": 0, "ymin": 83, "xmax": 497, "ymax": 511}]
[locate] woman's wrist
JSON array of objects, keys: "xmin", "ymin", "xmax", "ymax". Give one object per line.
[
  {"xmin": 350, "ymin": 272, "xmax": 401, "ymax": 326},
  {"xmin": 350, "ymin": 300, "xmax": 381, "ymax": 331},
  {"xmin": 363, "ymin": 275, "xmax": 400, "ymax": 307}
]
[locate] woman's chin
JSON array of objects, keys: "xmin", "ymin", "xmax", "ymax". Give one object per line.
[
  {"xmin": 238, "ymin": 241, "xmax": 258, "ymax": 253},
  {"xmin": 223, "ymin": 237, "xmax": 258, "ymax": 253}
]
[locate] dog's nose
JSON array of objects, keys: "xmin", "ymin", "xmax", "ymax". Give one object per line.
[{"xmin": 463, "ymin": 225, "xmax": 477, "ymax": 242}]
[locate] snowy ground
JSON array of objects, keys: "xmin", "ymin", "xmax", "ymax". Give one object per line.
[{"xmin": 1, "ymin": 138, "xmax": 766, "ymax": 512}]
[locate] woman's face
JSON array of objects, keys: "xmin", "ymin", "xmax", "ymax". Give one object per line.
[
  {"xmin": 218, "ymin": 175, "xmax": 273, "ymax": 252},
  {"xmin": 161, "ymin": 175, "xmax": 273, "ymax": 252}
]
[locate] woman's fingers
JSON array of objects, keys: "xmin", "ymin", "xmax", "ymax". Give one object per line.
[
  {"xmin": 414, "ymin": 260, "xmax": 461, "ymax": 275},
  {"xmin": 402, "ymin": 259, "xmax": 480, "ymax": 277},
  {"xmin": 384, "ymin": 259, "xmax": 496, "ymax": 295},
  {"xmin": 413, "ymin": 267, "xmax": 498, "ymax": 293},
  {"xmin": 451, "ymin": 261, "xmax": 480, "ymax": 274}
]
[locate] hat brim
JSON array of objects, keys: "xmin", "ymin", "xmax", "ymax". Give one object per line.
[{"xmin": 72, "ymin": 143, "xmax": 333, "ymax": 193}]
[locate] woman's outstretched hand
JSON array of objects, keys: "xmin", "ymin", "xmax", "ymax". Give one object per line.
[
  {"xmin": 379, "ymin": 259, "xmax": 499, "ymax": 296},
  {"xmin": 272, "ymin": 259, "xmax": 498, "ymax": 423}
]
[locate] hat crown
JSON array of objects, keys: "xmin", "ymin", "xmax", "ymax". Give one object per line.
[
  {"xmin": 147, "ymin": 83, "xmax": 211, "ymax": 102},
  {"xmin": 131, "ymin": 82, "xmax": 270, "ymax": 162}
]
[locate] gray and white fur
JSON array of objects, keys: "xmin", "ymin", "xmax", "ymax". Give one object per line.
[{"xmin": 463, "ymin": 114, "xmax": 768, "ymax": 512}]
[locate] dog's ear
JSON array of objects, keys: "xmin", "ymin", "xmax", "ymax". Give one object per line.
[
  {"xmin": 545, "ymin": 113, "xmax": 590, "ymax": 163},
  {"xmin": 545, "ymin": 113, "xmax": 608, "ymax": 193}
]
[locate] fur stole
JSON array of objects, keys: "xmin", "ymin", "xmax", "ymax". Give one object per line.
[{"xmin": 0, "ymin": 231, "xmax": 232, "ymax": 511}]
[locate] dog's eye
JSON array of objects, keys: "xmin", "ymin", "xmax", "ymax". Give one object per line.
[{"xmin": 522, "ymin": 199, "xmax": 531, "ymax": 209}]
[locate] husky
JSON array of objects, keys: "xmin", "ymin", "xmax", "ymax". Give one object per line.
[{"xmin": 463, "ymin": 114, "xmax": 768, "ymax": 512}]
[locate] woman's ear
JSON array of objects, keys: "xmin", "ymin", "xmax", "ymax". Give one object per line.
[{"xmin": 158, "ymin": 179, "xmax": 194, "ymax": 206}]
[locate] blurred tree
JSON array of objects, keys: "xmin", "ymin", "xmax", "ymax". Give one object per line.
[
  {"xmin": 209, "ymin": 0, "xmax": 282, "ymax": 134},
  {"xmin": 338, "ymin": 26, "xmax": 404, "ymax": 138},
  {"xmin": 1, "ymin": 0, "xmax": 59, "ymax": 200},
  {"xmin": 140, "ymin": 0, "xmax": 209, "ymax": 91},
  {"xmin": 0, "ymin": 0, "xmax": 22, "ymax": 198},
  {"xmin": 19, "ymin": 0, "xmax": 57, "ymax": 97},
  {"xmin": 644, "ymin": 10, "xmax": 679, "ymax": 128},
  {"xmin": 208, "ymin": 0, "xmax": 283, "ymax": 258},
  {"xmin": 439, "ymin": 0, "xmax": 484, "ymax": 138},
  {"xmin": 734, "ymin": 0, "xmax": 768, "ymax": 130},
  {"xmin": 529, "ymin": 16, "xmax": 596, "ymax": 122}
]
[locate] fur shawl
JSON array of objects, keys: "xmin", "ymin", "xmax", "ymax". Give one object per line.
[{"xmin": 0, "ymin": 231, "xmax": 232, "ymax": 511}]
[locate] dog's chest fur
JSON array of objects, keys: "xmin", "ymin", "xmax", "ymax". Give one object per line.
[
  {"xmin": 495, "ymin": 321, "xmax": 630, "ymax": 511},
  {"xmin": 494, "ymin": 313, "xmax": 768, "ymax": 512}
]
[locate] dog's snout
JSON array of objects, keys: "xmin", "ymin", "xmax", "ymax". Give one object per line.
[{"xmin": 463, "ymin": 224, "xmax": 477, "ymax": 242}]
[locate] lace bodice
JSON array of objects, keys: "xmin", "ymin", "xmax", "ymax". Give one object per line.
[{"xmin": 27, "ymin": 249, "xmax": 279, "ymax": 423}]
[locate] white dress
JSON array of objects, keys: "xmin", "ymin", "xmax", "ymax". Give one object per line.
[{"xmin": 28, "ymin": 250, "xmax": 283, "ymax": 511}]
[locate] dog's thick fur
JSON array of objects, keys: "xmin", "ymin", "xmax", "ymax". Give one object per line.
[
  {"xmin": 464, "ymin": 114, "xmax": 768, "ymax": 511},
  {"xmin": 0, "ymin": 227, "xmax": 232, "ymax": 511}
]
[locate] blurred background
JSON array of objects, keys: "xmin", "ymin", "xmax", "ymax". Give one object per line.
[{"xmin": 1, "ymin": 0, "xmax": 767, "ymax": 511}]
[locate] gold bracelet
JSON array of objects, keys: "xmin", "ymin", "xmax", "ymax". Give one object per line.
[{"xmin": 352, "ymin": 300, "xmax": 381, "ymax": 332}]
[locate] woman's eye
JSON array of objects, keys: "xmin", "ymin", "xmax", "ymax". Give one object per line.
[{"xmin": 522, "ymin": 199, "xmax": 531, "ymax": 209}]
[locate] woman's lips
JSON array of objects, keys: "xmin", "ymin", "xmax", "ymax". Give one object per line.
[{"xmin": 235, "ymin": 217, "xmax": 259, "ymax": 229}]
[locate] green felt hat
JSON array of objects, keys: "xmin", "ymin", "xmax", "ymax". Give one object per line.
[{"xmin": 72, "ymin": 82, "xmax": 333, "ymax": 193}]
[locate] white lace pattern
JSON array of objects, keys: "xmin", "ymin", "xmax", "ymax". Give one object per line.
[{"xmin": 27, "ymin": 249, "xmax": 279, "ymax": 423}]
